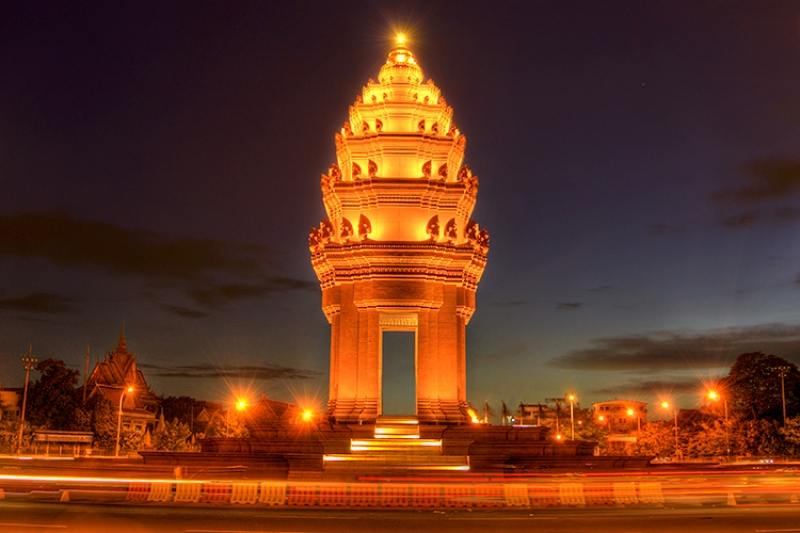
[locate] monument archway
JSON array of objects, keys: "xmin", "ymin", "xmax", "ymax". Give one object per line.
[
  {"xmin": 310, "ymin": 40, "xmax": 489, "ymax": 424},
  {"xmin": 379, "ymin": 312, "xmax": 417, "ymax": 415}
]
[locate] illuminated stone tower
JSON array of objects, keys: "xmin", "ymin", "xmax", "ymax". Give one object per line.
[{"xmin": 310, "ymin": 38, "xmax": 488, "ymax": 424}]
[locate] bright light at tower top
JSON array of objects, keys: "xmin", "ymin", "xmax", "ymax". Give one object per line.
[{"xmin": 396, "ymin": 33, "xmax": 405, "ymax": 44}]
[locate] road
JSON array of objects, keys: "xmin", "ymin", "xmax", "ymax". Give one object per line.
[{"xmin": 2, "ymin": 502, "xmax": 800, "ymax": 533}]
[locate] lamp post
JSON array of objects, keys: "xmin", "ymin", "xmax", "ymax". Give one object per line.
[
  {"xmin": 707, "ymin": 390, "xmax": 728, "ymax": 422},
  {"xmin": 226, "ymin": 400, "xmax": 247, "ymax": 437},
  {"xmin": 661, "ymin": 401, "xmax": 680, "ymax": 459},
  {"xmin": 115, "ymin": 386, "xmax": 134, "ymax": 457},
  {"xmin": 777, "ymin": 366, "xmax": 791, "ymax": 426},
  {"xmin": 17, "ymin": 346, "xmax": 37, "ymax": 455},
  {"xmin": 568, "ymin": 394, "xmax": 576, "ymax": 440},
  {"xmin": 627, "ymin": 408, "xmax": 641, "ymax": 431},
  {"xmin": 708, "ymin": 390, "xmax": 730, "ymax": 459}
]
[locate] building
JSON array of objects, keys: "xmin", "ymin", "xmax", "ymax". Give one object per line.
[
  {"xmin": 592, "ymin": 399, "xmax": 648, "ymax": 436},
  {"xmin": 192, "ymin": 401, "xmax": 223, "ymax": 434},
  {"xmin": 518, "ymin": 400, "xmax": 585, "ymax": 424},
  {"xmin": 309, "ymin": 38, "xmax": 489, "ymax": 424},
  {"xmin": 85, "ymin": 330, "xmax": 158, "ymax": 436}
]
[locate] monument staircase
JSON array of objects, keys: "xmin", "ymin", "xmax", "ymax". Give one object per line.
[{"xmin": 321, "ymin": 416, "xmax": 469, "ymax": 479}]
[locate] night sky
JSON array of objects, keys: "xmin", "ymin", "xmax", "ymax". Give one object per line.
[{"xmin": 1, "ymin": 1, "xmax": 799, "ymax": 420}]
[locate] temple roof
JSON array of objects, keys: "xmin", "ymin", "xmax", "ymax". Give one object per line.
[{"xmin": 86, "ymin": 331, "xmax": 158, "ymax": 408}]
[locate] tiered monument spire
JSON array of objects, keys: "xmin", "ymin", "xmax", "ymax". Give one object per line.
[{"xmin": 310, "ymin": 37, "xmax": 488, "ymax": 424}]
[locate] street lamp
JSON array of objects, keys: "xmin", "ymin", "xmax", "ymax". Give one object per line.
[
  {"xmin": 227, "ymin": 399, "xmax": 247, "ymax": 437},
  {"xmin": 17, "ymin": 346, "xmax": 37, "ymax": 455},
  {"xmin": 115, "ymin": 386, "xmax": 134, "ymax": 457},
  {"xmin": 568, "ymin": 394, "xmax": 576, "ymax": 440},
  {"xmin": 707, "ymin": 390, "xmax": 728, "ymax": 422},
  {"xmin": 707, "ymin": 390, "xmax": 730, "ymax": 459},
  {"xmin": 626, "ymin": 408, "xmax": 641, "ymax": 431},
  {"xmin": 777, "ymin": 366, "xmax": 791, "ymax": 426},
  {"xmin": 661, "ymin": 401, "xmax": 680, "ymax": 459}
]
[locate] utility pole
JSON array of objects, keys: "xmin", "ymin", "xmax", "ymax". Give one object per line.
[
  {"xmin": 545, "ymin": 398, "xmax": 562, "ymax": 436},
  {"xmin": 18, "ymin": 346, "xmax": 37, "ymax": 455},
  {"xmin": 82, "ymin": 345, "xmax": 90, "ymax": 404},
  {"xmin": 777, "ymin": 366, "xmax": 791, "ymax": 426}
]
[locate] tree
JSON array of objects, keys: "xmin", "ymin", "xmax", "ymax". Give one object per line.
[
  {"xmin": 780, "ymin": 417, "xmax": 800, "ymax": 456},
  {"xmin": 85, "ymin": 394, "xmax": 116, "ymax": 453},
  {"xmin": 0, "ymin": 396, "xmax": 17, "ymax": 453},
  {"xmin": 686, "ymin": 420, "xmax": 729, "ymax": 458},
  {"xmin": 26, "ymin": 359, "xmax": 86, "ymax": 431},
  {"xmin": 575, "ymin": 417, "xmax": 610, "ymax": 451},
  {"xmin": 159, "ymin": 395, "xmax": 205, "ymax": 431},
  {"xmin": 204, "ymin": 409, "xmax": 249, "ymax": 438},
  {"xmin": 118, "ymin": 428, "xmax": 144, "ymax": 454},
  {"xmin": 152, "ymin": 418, "xmax": 192, "ymax": 452},
  {"xmin": 630, "ymin": 421, "xmax": 676, "ymax": 458},
  {"xmin": 726, "ymin": 352, "xmax": 800, "ymax": 421}
]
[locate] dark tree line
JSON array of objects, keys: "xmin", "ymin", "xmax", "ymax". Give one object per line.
[
  {"xmin": 3, "ymin": 358, "xmax": 216, "ymax": 453},
  {"xmin": 600, "ymin": 352, "xmax": 800, "ymax": 459}
]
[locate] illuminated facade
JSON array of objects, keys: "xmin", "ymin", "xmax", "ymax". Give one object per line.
[{"xmin": 310, "ymin": 39, "xmax": 488, "ymax": 424}]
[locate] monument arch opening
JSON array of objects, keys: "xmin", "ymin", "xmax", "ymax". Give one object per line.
[
  {"xmin": 379, "ymin": 312, "xmax": 418, "ymax": 416},
  {"xmin": 380, "ymin": 330, "xmax": 416, "ymax": 416}
]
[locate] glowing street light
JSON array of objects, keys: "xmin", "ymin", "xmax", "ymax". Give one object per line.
[
  {"xmin": 707, "ymin": 389, "xmax": 730, "ymax": 458},
  {"xmin": 661, "ymin": 401, "xmax": 680, "ymax": 459},
  {"xmin": 17, "ymin": 346, "xmax": 37, "ymax": 455},
  {"xmin": 115, "ymin": 385, "xmax": 134, "ymax": 457},
  {"xmin": 227, "ymin": 399, "xmax": 248, "ymax": 437},
  {"xmin": 626, "ymin": 408, "xmax": 641, "ymax": 431},
  {"xmin": 707, "ymin": 390, "xmax": 728, "ymax": 422},
  {"xmin": 567, "ymin": 393, "xmax": 576, "ymax": 440}
]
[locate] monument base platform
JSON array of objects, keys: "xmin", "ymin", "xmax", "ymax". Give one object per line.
[{"xmin": 141, "ymin": 418, "xmax": 653, "ymax": 480}]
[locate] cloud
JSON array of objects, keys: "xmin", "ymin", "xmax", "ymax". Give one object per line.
[
  {"xmin": 472, "ymin": 343, "xmax": 528, "ymax": 360},
  {"xmin": 556, "ymin": 302, "xmax": 582, "ymax": 311},
  {"xmin": 187, "ymin": 279, "xmax": 316, "ymax": 307},
  {"xmin": 0, "ymin": 212, "xmax": 316, "ymax": 309},
  {"xmin": 723, "ymin": 211, "xmax": 759, "ymax": 228},
  {"xmin": 139, "ymin": 363, "xmax": 320, "ymax": 381},
  {"xmin": 585, "ymin": 285, "xmax": 614, "ymax": 293},
  {"xmin": 589, "ymin": 377, "xmax": 704, "ymax": 397},
  {"xmin": 716, "ymin": 158, "xmax": 800, "ymax": 204},
  {"xmin": 775, "ymin": 207, "xmax": 800, "ymax": 223},
  {"xmin": 162, "ymin": 305, "xmax": 208, "ymax": 319},
  {"xmin": 649, "ymin": 224, "xmax": 685, "ymax": 236},
  {"xmin": 493, "ymin": 300, "xmax": 533, "ymax": 307},
  {"xmin": 548, "ymin": 322, "xmax": 800, "ymax": 371},
  {"xmin": 0, "ymin": 212, "xmax": 269, "ymax": 280},
  {"xmin": 0, "ymin": 292, "xmax": 75, "ymax": 314}
]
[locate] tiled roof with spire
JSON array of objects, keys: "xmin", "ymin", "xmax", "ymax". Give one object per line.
[{"xmin": 86, "ymin": 329, "xmax": 158, "ymax": 410}]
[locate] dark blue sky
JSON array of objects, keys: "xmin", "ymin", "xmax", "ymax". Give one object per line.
[{"xmin": 1, "ymin": 1, "xmax": 798, "ymax": 419}]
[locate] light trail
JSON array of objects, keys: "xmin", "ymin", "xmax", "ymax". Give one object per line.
[{"xmin": 0, "ymin": 524, "xmax": 67, "ymax": 529}]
